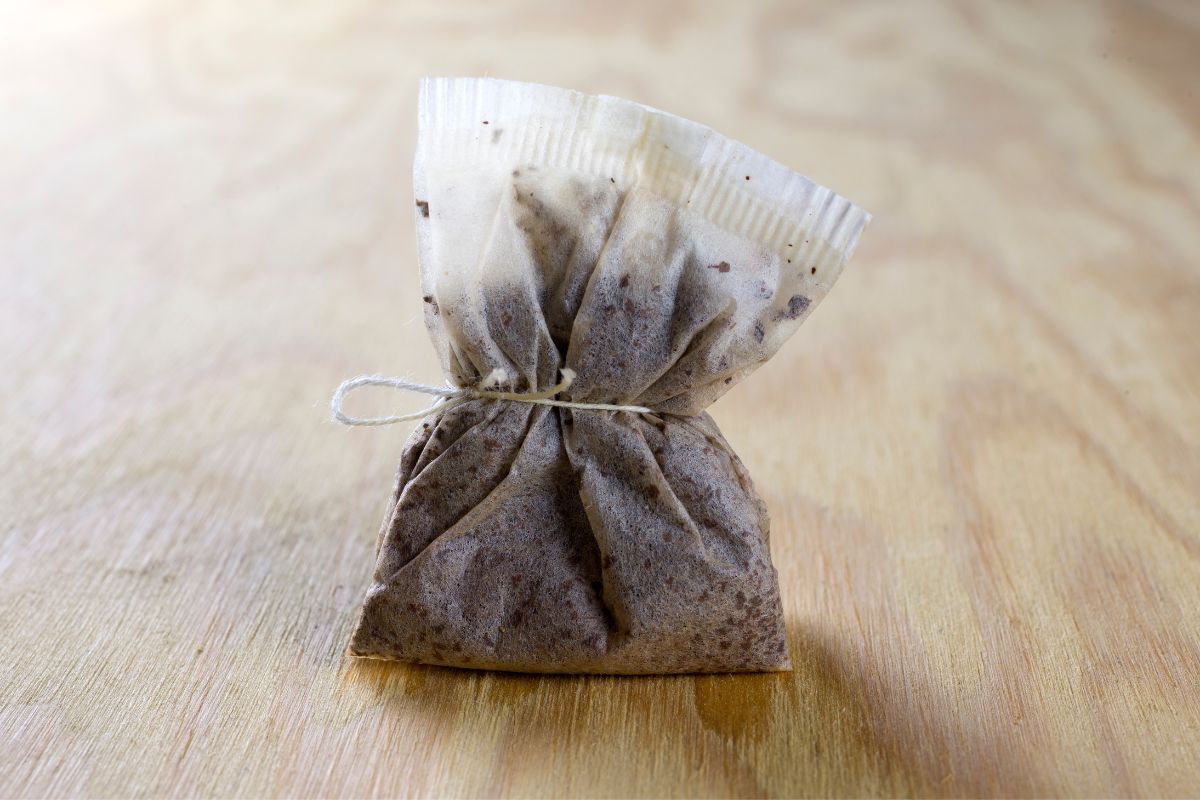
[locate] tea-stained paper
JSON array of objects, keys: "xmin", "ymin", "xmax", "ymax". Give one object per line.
[{"xmin": 348, "ymin": 78, "xmax": 869, "ymax": 673}]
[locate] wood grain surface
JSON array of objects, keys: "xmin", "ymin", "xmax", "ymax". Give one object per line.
[{"xmin": 3, "ymin": 1, "xmax": 1199, "ymax": 797}]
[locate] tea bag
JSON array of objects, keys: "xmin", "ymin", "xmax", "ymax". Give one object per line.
[{"xmin": 344, "ymin": 78, "xmax": 869, "ymax": 674}]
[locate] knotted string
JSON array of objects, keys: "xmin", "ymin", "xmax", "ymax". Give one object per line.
[{"xmin": 331, "ymin": 368, "xmax": 651, "ymax": 427}]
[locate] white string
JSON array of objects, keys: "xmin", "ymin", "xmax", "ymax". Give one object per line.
[{"xmin": 331, "ymin": 368, "xmax": 651, "ymax": 427}]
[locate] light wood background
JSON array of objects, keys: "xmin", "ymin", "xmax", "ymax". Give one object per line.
[{"xmin": 3, "ymin": 1, "xmax": 1199, "ymax": 797}]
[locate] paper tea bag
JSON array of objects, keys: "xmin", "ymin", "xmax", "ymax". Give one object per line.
[{"xmin": 345, "ymin": 78, "xmax": 869, "ymax": 674}]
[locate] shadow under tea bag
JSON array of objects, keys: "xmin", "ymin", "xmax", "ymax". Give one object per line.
[{"xmin": 343, "ymin": 78, "xmax": 869, "ymax": 674}]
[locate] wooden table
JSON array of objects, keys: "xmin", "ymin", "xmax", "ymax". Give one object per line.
[{"xmin": 4, "ymin": 2, "xmax": 1199, "ymax": 797}]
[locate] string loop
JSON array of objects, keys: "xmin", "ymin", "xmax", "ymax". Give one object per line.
[{"xmin": 331, "ymin": 368, "xmax": 651, "ymax": 427}]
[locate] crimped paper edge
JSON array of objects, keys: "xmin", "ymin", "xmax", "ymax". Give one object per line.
[{"xmin": 414, "ymin": 77, "xmax": 870, "ymax": 277}]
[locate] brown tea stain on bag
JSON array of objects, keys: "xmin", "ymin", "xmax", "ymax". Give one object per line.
[
  {"xmin": 415, "ymin": 199, "xmax": 429, "ymax": 218},
  {"xmin": 708, "ymin": 261, "xmax": 732, "ymax": 273},
  {"xmin": 776, "ymin": 294, "xmax": 810, "ymax": 321},
  {"xmin": 509, "ymin": 181, "xmax": 573, "ymax": 269}
]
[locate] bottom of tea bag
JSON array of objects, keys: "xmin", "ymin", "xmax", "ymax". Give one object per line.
[
  {"xmin": 349, "ymin": 614, "xmax": 792, "ymax": 676},
  {"xmin": 346, "ymin": 402, "xmax": 791, "ymax": 676}
]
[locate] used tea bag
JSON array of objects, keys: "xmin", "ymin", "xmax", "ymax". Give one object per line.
[{"xmin": 344, "ymin": 78, "xmax": 869, "ymax": 674}]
